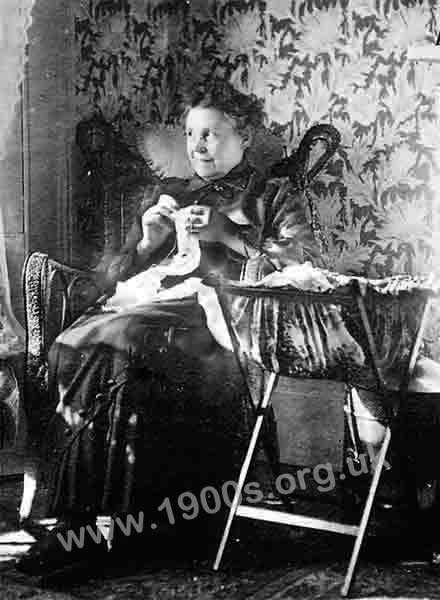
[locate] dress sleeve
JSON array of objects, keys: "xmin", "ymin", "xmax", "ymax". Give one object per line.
[
  {"xmin": 261, "ymin": 178, "xmax": 322, "ymax": 267},
  {"xmin": 97, "ymin": 182, "xmax": 163, "ymax": 290}
]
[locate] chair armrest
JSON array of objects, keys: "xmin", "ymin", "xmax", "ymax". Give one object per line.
[{"xmin": 22, "ymin": 251, "xmax": 103, "ymax": 401}]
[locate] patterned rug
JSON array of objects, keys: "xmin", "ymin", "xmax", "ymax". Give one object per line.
[{"xmin": 1, "ymin": 525, "xmax": 439, "ymax": 599}]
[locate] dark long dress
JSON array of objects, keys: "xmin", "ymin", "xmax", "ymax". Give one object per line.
[{"xmin": 41, "ymin": 160, "xmax": 316, "ymax": 530}]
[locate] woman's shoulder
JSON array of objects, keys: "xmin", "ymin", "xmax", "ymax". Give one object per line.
[{"xmin": 247, "ymin": 165, "xmax": 293, "ymax": 200}]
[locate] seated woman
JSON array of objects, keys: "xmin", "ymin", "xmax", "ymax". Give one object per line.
[{"xmin": 18, "ymin": 79, "xmax": 317, "ymax": 574}]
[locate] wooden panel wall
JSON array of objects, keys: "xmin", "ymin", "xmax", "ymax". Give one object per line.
[
  {"xmin": 2, "ymin": 0, "xmax": 75, "ymax": 321},
  {"xmin": 25, "ymin": 0, "xmax": 74, "ymax": 264}
]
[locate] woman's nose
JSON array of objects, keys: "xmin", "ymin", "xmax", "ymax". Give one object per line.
[{"xmin": 194, "ymin": 137, "xmax": 208, "ymax": 153}]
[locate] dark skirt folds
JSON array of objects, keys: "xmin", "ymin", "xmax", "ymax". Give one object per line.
[{"xmin": 42, "ymin": 297, "xmax": 254, "ymax": 523}]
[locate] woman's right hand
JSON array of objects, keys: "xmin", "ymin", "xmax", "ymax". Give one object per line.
[{"xmin": 137, "ymin": 194, "xmax": 179, "ymax": 256}]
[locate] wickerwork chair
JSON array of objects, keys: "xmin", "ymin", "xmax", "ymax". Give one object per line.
[
  {"xmin": 206, "ymin": 269, "xmax": 439, "ymax": 597},
  {"xmin": 19, "ymin": 121, "xmax": 340, "ymax": 521},
  {"xmin": 19, "ymin": 254, "xmax": 104, "ymax": 521}
]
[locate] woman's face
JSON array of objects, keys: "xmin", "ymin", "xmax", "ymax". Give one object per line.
[{"xmin": 185, "ymin": 106, "xmax": 249, "ymax": 180}]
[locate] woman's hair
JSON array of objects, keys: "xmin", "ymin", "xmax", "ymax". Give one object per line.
[{"xmin": 180, "ymin": 78, "xmax": 266, "ymax": 135}]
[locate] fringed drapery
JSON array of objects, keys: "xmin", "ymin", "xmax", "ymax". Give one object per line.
[
  {"xmin": 0, "ymin": 0, "xmax": 34, "ymax": 356},
  {"xmin": 0, "ymin": 209, "xmax": 24, "ymax": 357},
  {"xmin": 0, "ymin": 0, "xmax": 34, "ymax": 160}
]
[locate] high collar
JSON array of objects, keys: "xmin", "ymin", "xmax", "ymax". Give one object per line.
[{"xmin": 186, "ymin": 159, "xmax": 253, "ymax": 199}]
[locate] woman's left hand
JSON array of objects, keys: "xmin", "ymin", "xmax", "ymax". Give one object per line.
[{"xmin": 179, "ymin": 205, "xmax": 232, "ymax": 244}]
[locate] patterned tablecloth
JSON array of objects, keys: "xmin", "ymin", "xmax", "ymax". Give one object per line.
[{"xmin": 212, "ymin": 265, "xmax": 440, "ymax": 391}]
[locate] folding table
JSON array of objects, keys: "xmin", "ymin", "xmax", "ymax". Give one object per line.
[{"xmin": 206, "ymin": 271, "xmax": 439, "ymax": 596}]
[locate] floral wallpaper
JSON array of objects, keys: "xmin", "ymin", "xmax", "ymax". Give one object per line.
[{"xmin": 73, "ymin": 0, "xmax": 440, "ymax": 281}]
